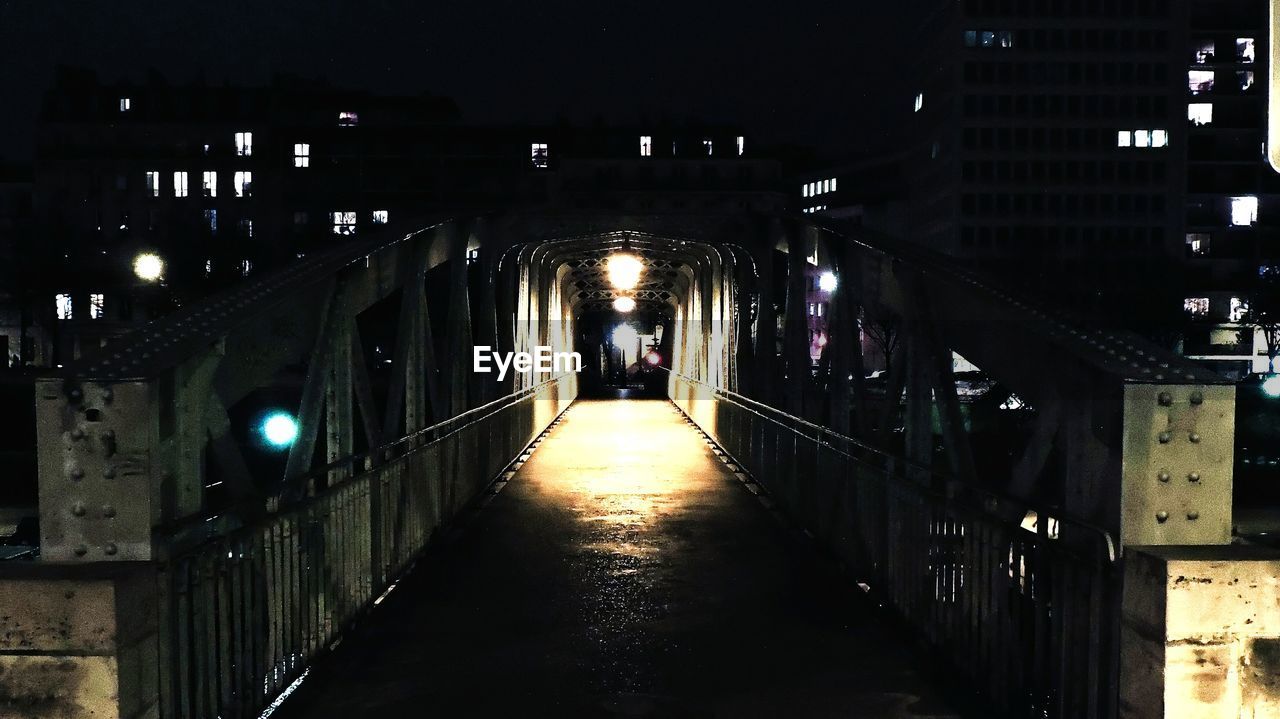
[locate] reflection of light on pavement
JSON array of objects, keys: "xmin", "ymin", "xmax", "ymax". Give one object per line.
[{"xmin": 529, "ymin": 400, "xmax": 706, "ymax": 559}]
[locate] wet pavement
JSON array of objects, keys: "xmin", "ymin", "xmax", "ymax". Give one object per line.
[{"xmin": 277, "ymin": 399, "xmax": 961, "ymax": 718}]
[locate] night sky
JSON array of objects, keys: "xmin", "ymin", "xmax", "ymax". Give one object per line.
[{"xmin": 0, "ymin": 0, "xmax": 908, "ymax": 163}]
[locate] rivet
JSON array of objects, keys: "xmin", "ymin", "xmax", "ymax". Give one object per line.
[
  {"xmin": 102, "ymin": 505, "xmax": 116, "ymax": 518},
  {"xmin": 101, "ymin": 387, "xmax": 113, "ymax": 401},
  {"xmin": 103, "ymin": 543, "xmax": 118, "ymax": 556},
  {"xmin": 1158, "ymin": 392, "xmax": 1173, "ymax": 406},
  {"xmin": 1188, "ymin": 472, "xmax": 1200, "ymax": 483},
  {"xmin": 68, "ymin": 388, "xmax": 83, "ymax": 401},
  {"xmin": 1155, "ymin": 373, "xmax": 1165, "ymax": 381},
  {"xmin": 102, "ymin": 466, "xmax": 116, "ymax": 479},
  {"xmin": 71, "ymin": 502, "xmax": 86, "ymax": 517},
  {"xmin": 70, "ymin": 428, "xmax": 85, "ymax": 441},
  {"xmin": 1158, "ymin": 431, "xmax": 1172, "ymax": 444},
  {"xmin": 1187, "ymin": 511, "xmax": 1199, "ymax": 521},
  {"xmin": 102, "ymin": 430, "xmax": 115, "ymax": 441},
  {"xmin": 1158, "ymin": 470, "xmax": 1171, "ymax": 482},
  {"xmin": 1190, "ymin": 391, "xmax": 1203, "ymax": 405},
  {"xmin": 73, "ymin": 544, "xmax": 88, "ymax": 557},
  {"xmin": 1156, "ymin": 511, "xmax": 1169, "ymax": 523},
  {"xmin": 69, "ymin": 467, "xmax": 85, "ymax": 480},
  {"xmin": 1189, "ymin": 433, "xmax": 1201, "ymax": 443}
]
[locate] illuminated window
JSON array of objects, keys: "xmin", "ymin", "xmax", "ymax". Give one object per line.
[
  {"xmin": 240, "ymin": 259, "xmax": 253, "ymax": 277},
  {"xmin": 964, "ymin": 30, "xmax": 977, "ymax": 46},
  {"xmin": 203, "ymin": 209, "xmax": 217, "ymax": 233},
  {"xmin": 239, "ymin": 219, "xmax": 253, "ymax": 237},
  {"xmin": 640, "ymin": 136, "xmax": 652, "ymax": 157},
  {"xmin": 202, "ymin": 171, "xmax": 217, "ymax": 198},
  {"xmin": 119, "ymin": 98, "xmax": 131, "ymax": 112},
  {"xmin": 997, "ymin": 30, "xmax": 1012, "ymax": 48},
  {"xmin": 1230, "ymin": 297, "xmax": 1250, "ymax": 323},
  {"xmin": 204, "ymin": 259, "xmax": 213, "ymax": 277},
  {"xmin": 703, "ymin": 139, "xmax": 713, "ymax": 156},
  {"xmin": 235, "ymin": 131, "xmax": 252, "ymax": 157},
  {"xmin": 1186, "ymin": 233, "xmax": 1210, "ymax": 256},
  {"xmin": 981, "ymin": 30, "xmax": 996, "ymax": 47},
  {"xmin": 736, "ymin": 136, "xmax": 745, "ymax": 156},
  {"xmin": 822, "ymin": 179, "xmax": 830, "ymax": 193},
  {"xmin": 293, "ymin": 143, "xmax": 310, "ymax": 168},
  {"xmin": 145, "ymin": 171, "xmax": 160, "ymax": 197},
  {"xmin": 531, "ymin": 143, "xmax": 549, "ymax": 168},
  {"xmin": 332, "ymin": 211, "xmax": 357, "ymax": 235},
  {"xmin": 830, "ymin": 177, "xmax": 838, "ymax": 191},
  {"xmin": 1193, "ymin": 40, "xmax": 1215, "ymax": 64},
  {"xmin": 55, "ymin": 294, "xmax": 72, "ymax": 320},
  {"xmin": 1238, "ymin": 38, "xmax": 1256, "ymax": 63},
  {"xmin": 234, "ymin": 171, "xmax": 252, "ymax": 198},
  {"xmin": 1119, "ymin": 129, "xmax": 1167, "ymax": 148},
  {"xmin": 1188, "ymin": 103, "xmax": 1213, "ymax": 126},
  {"xmin": 1239, "ymin": 71, "xmax": 1255, "ymax": 91},
  {"xmin": 1231, "ymin": 196, "xmax": 1259, "ymax": 226},
  {"xmin": 1184, "ymin": 297, "xmax": 1210, "ymax": 317},
  {"xmin": 338, "ymin": 111, "xmax": 359, "ymax": 127},
  {"xmin": 1189, "ymin": 70, "xmax": 1214, "ymax": 94},
  {"xmin": 173, "ymin": 171, "xmax": 188, "ymax": 198},
  {"xmin": 914, "ymin": 93, "xmax": 923, "ymax": 112},
  {"xmin": 802, "ymin": 184, "xmax": 810, "ymax": 198},
  {"xmin": 90, "ymin": 293, "xmax": 104, "ymax": 319},
  {"xmin": 372, "ymin": 210, "xmax": 388, "ymax": 224}
]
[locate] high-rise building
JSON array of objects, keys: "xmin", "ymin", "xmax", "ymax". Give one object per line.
[{"xmin": 906, "ymin": 0, "xmax": 1186, "ymax": 322}]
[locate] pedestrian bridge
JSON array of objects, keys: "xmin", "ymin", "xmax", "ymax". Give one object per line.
[{"xmin": 2, "ymin": 212, "xmax": 1270, "ymax": 719}]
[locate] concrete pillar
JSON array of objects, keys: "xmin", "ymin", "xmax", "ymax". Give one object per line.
[
  {"xmin": 1121, "ymin": 546, "xmax": 1280, "ymax": 719},
  {"xmin": 0, "ymin": 563, "xmax": 158, "ymax": 719}
]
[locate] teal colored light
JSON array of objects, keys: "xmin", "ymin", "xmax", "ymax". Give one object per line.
[
  {"xmin": 1264, "ymin": 375, "xmax": 1280, "ymax": 398},
  {"xmin": 261, "ymin": 412, "xmax": 299, "ymax": 447}
]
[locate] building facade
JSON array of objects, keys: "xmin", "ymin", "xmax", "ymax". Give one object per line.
[{"xmin": 22, "ymin": 68, "xmax": 783, "ymax": 366}]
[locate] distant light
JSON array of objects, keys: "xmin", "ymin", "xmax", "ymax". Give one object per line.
[
  {"xmin": 816, "ymin": 333, "xmax": 828, "ymax": 347},
  {"xmin": 607, "ymin": 253, "xmax": 643, "ymax": 290},
  {"xmin": 612, "ymin": 324, "xmax": 639, "ymax": 348},
  {"xmin": 644, "ymin": 351, "xmax": 661, "ymax": 365},
  {"xmin": 133, "ymin": 252, "xmax": 164, "ymax": 281},
  {"xmin": 261, "ymin": 412, "xmax": 299, "ymax": 448},
  {"xmin": 1263, "ymin": 375, "xmax": 1280, "ymax": 398},
  {"xmin": 818, "ymin": 271, "xmax": 837, "ymax": 292},
  {"xmin": 613, "ymin": 296, "xmax": 636, "ymax": 313}
]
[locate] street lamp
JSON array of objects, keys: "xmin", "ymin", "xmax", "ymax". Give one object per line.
[
  {"xmin": 613, "ymin": 295, "xmax": 636, "ymax": 313},
  {"xmin": 607, "ymin": 253, "xmax": 643, "ymax": 291},
  {"xmin": 260, "ymin": 411, "xmax": 299, "ymax": 448},
  {"xmin": 818, "ymin": 271, "xmax": 837, "ymax": 292},
  {"xmin": 133, "ymin": 252, "xmax": 164, "ymax": 282}
]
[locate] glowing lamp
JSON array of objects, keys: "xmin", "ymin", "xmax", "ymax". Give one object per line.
[
  {"xmin": 611, "ymin": 324, "xmax": 639, "ymax": 348},
  {"xmin": 613, "ymin": 296, "xmax": 636, "ymax": 313},
  {"xmin": 133, "ymin": 252, "xmax": 164, "ymax": 282},
  {"xmin": 1264, "ymin": 375, "xmax": 1280, "ymax": 398},
  {"xmin": 261, "ymin": 412, "xmax": 299, "ymax": 448},
  {"xmin": 818, "ymin": 271, "xmax": 837, "ymax": 292},
  {"xmin": 644, "ymin": 351, "xmax": 661, "ymax": 365},
  {"xmin": 607, "ymin": 253, "xmax": 643, "ymax": 290}
]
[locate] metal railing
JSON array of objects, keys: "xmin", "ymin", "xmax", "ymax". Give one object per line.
[
  {"xmin": 155, "ymin": 376, "xmax": 573, "ymax": 719},
  {"xmin": 668, "ymin": 373, "xmax": 1119, "ymax": 719}
]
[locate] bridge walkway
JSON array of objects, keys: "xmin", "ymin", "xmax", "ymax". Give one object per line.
[{"xmin": 275, "ymin": 399, "xmax": 961, "ymax": 718}]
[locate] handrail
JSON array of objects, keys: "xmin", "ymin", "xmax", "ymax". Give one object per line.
[
  {"xmin": 155, "ymin": 373, "xmax": 573, "ymax": 547},
  {"xmin": 666, "ymin": 370, "xmax": 1118, "ymax": 563}
]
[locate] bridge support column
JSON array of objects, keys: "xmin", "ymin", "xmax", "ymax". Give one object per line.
[
  {"xmin": 0, "ymin": 563, "xmax": 158, "ymax": 719},
  {"xmin": 1120, "ymin": 547, "xmax": 1280, "ymax": 719}
]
